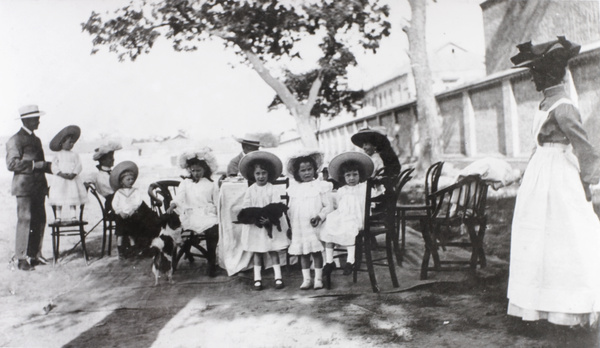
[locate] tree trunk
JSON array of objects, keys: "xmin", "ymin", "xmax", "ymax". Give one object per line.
[
  {"xmin": 405, "ymin": 0, "xmax": 443, "ymax": 173},
  {"xmin": 244, "ymin": 50, "xmax": 319, "ymax": 149}
]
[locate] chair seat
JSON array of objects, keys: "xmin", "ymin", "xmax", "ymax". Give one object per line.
[{"xmin": 49, "ymin": 220, "xmax": 88, "ymax": 228}]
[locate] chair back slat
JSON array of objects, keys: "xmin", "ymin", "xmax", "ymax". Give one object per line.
[{"xmin": 148, "ymin": 180, "xmax": 181, "ymax": 216}]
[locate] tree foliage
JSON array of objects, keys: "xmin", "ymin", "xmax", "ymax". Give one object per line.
[{"xmin": 82, "ymin": 0, "xmax": 390, "ymax": 147}]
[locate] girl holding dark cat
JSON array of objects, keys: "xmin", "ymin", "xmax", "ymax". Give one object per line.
[{"xmin": 239, "ymin": 151, "xmax": 289, "ymax": 291}]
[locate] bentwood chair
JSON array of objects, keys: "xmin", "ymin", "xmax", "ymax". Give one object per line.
[
  {"xmin": 420, "ymin": 175, "xmax": 489, "ymax": 280},
  {"xmin": 395, "ymin": 161, "xmax": 444, "ymax": 264},
  {"xmin": 352, "ymin": 170, "xmax": 405, "ymax": 293},
  {"xmin": 87, "ymin": 184, "xmax": 116, "ymax": 257},
  {"xmin": 48, "ymin": 204, "xmax": 89, "ymax": 265}
]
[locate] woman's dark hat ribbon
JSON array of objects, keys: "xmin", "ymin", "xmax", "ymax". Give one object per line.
[{"xmin": 510, "ymin": 36, "xmax": 580, "ymax": 68}]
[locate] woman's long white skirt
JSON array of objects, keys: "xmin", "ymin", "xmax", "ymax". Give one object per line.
[{"xmin": 507, "ymin": 146, "xmax": 600, "ymax": 326}]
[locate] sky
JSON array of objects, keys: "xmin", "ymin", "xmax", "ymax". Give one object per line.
[{"xmin": 0, "ymin": 0, "xmax": 485, "ymax": 143}]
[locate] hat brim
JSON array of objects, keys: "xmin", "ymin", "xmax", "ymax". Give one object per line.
[
  {"xmin": 49, "ymin": 125, "xmax": 81, "ymax": 151},
  {"xmin": 235, "ymin": 138, "xmax": 261, "ymax": 147},
  {"xmin": 109, "ymin": 161, "xmax": 139, "ymax": 191},
  {"xmin": 93, "ymin": 142, "xmax": 123, "ymax": 161},
  {"xmin": 178, "ymin": 148, "xmax": 218, "ymax": 173},
  {"xmin": 16, "ymin": 111, "xmax": 45, "ymax": 119},
  {"xmin": 351, "ymin": 130, "xmax": 390, "ymax": 148},
  {"xmin": 328, "ymin": 152, "xmax": 374, "ymax": 183},
  {"xmin": 286, "ymin": 150, "xmax": 324, "ymax": 177},
  {"xmin": 239, "ymin": 151, "xmax": 283, "ymax": 182}
]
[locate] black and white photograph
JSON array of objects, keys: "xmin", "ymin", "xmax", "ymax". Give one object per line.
[{"xmin": 1, "ymin": 0, "xmax": 600, "ymax": 347}]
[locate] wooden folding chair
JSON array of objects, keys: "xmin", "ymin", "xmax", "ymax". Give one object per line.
[
  {"xmin": 420, "ymin": 175, "xmax": 489, "ymax": 280},
  {"xmin": 396, "ymin": 161, "xmax": 444, "ymax": 264}
]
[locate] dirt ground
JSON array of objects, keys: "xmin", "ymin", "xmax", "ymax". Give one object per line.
[{"xmin": 1, "ymin": 178, "xmax": 600, "ymax": 348}]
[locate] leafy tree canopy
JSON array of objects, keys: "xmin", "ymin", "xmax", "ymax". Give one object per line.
[{"xmin": 83, "ymin": 0, "xmax": 389, "ymax": 121}]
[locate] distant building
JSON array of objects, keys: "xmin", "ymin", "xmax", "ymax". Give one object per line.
[
  {"xmin": 361, "ymin": 42, "xmax": 486, "ymax": 114},
  {"xmin": 480, "ymin": 0, "xmax": 600, "ymax": 74}
]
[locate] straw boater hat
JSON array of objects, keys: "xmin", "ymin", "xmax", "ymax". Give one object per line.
[
  {"xmin": 510, "ymin": 36, "xmax": 580, "ymax": 69},
  {"xmin": 109, "ymin": 161, "xmax": 139, "ymax": 191},
  {"xmin": 234, "ymin": 134, "xmax": 261, "ymax": 148},
  {"xmin": 327, "ymin": 151, "xmax": 374, "ymax": 183},
  {"xmin": 93, "ymin": 141, "xmax": 123, "ymax": 161},
  {"xmin": 49, "ymin": 125, "xmax": 81, "ymax": 151},
  {"xmin": 17, "ymin": 105, "xmax": 45, "ymax": 119},
  {"xmin": 285, "ymin": 149, "xmax": 324, "ymax": 177},
  {"xmin": 238, "ymin": 151, "xmax": 283, "ymax": 182},
  {"xmin": 351, "ymin": 126, "xmax": 391, "ymax": 149},
  {"xmin": 178, "ymin": 147, "xmax": 218, "ymax": 173}
]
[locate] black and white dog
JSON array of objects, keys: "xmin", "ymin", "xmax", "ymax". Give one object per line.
[
  {"xmin": 150, "ymin": 213, "xmax": 182, "ymax": 286},
  {"xmin": 235, "ymin": 202, "xmax": 288, "ymax": 239}
]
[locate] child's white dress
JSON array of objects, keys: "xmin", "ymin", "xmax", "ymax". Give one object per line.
[
  {"xmin": 49, "ymin": 150, "xmax": 87, "ymax": 206},
  {"xmin": 240, "ymin": 183, "xmax": 290, "ymax": 253},
  {"xmin": 287, "ymin": 180, "xmax": 333, "ymax": 255},
  {"xmin": 172, "ymin": 177, "xmax": 219, "ymax": 233},
  {"xmin": 320, "ymin": 182, "xmax": 367, "ymax": 246}
]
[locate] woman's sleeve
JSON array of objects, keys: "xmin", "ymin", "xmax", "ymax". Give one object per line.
[{"xmin": 554, "ymin": 104, "xmax": 600, "ymax": 184}]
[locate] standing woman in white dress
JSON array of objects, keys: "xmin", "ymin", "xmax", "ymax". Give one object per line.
[{"xmin": 507, "ymin": 36, "xmax": 600, "ymax": 327}]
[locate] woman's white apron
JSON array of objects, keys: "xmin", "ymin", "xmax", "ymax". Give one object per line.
[{"xmin": 507, "ymin": 99, "xmax": 600, "ymax": 326}]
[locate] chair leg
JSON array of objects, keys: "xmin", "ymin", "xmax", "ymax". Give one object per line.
[
  {"xmin": 52, "ymin": 227, "xmax": 58, "ymax": 267},
  {"xmin": 419, "ymin": 225, "xmax": 435, "ymax": 280},
  {"xmin": 478, "ymin": 223, "xmax": 487, "ymax": 268},
  {"xmin": 100, "ymin": 221, "xmax": 107, "ymax": 258},
  {"xmin": 353, "ymin": 234, "xmax": 363, "ymax": 284},
  {"xmin": 107, "ymin": 221, "xmax": 114, "ymax": 256},
  {"xmin": 393, "ymin": 213, "xmax": 402, "ymax": 267},
  {"xmin": 363, "ymin": 232, "xmax": 379, "ymax": 293},
  {"xmin": 79, "ymin": 225, "xmax": 89, "ymax": 264},
  {"xmin": 386, "ymin": 230, "xmax": 399, "ymax": 288}
]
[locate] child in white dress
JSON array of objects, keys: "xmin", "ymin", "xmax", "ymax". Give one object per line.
[
  {"xmin": 238, "ymin": 151, "xmax": 290, "ymax": 290},
  {"xmin": 111, "ymin": 161, "xmax": 160, "ymax": 258},
  {"xmin": 48, "ymin": 125, "xmax": 87, "ymax": 221},
  {"xmin": 286, "ymin": 150, "xmax": 332, "ymax": 290},
  {"xmin": 166, "ymin": 148, "xmax": 220, "ymax": 277},
  {"xmin": 321, "ymin": 152, "xmax": 374, "ymax": 279}
]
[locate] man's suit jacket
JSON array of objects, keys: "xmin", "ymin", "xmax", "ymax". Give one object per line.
[
  {"xmin": 6, "ymin": 128, "xmax": 52, "ymax": 196},
  {"xmin": 227, "ymin": 152, "xmax": 244, "ymax": 177}
]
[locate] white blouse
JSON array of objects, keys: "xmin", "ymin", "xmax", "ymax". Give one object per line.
[{"xmin": 112, "ymin": 187, "xmax": 144, "ymax": 216}]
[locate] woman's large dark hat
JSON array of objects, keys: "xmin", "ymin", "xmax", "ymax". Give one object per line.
[
  {"xmin": 350, "ymin": 126, "xmax": 391, "ymax": 149},
  {"xmin": 510, "ymin": 36, "xmax": 580, "ymax": 69}
]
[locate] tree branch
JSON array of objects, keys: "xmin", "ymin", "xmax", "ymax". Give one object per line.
[{"xmin": 244, "ymin": 50, "xmax": 299, "ymax": 112}]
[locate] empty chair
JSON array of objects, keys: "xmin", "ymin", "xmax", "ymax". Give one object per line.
[
  {"xmin": 395, "ymin": 161, "xmax": 444, "ymax": 264},
  {"xmin": 420, "ymin": 175, "xmax": 489, "ymax": 280}
]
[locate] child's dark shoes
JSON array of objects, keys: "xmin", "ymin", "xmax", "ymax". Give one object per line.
[
  {"xmin": 343, "ymin": 262, "xmax": 354, "ymax": 275},
  {"xmin": 323, "ymin": 262, "xmax": 336, "ymax": 276},
  {"xmin": 253, "ymin": 280, "xmax": 263, "ymax": 291},
  {"xmin": 274, "ymin": 279, "xmax": 285, "ymax": 289}
]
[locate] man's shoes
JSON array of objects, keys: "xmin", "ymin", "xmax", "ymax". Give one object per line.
[
  {"xmin": 17, "ymin": 259, "xmax": 34, "ymax": 271},
  {"xmin": 37, "ymin": 255, "xmax": 49, "ymax": 265},
  {"xmin": 30, "ymin": 258, "xmax": 47, "ymax": 267}
]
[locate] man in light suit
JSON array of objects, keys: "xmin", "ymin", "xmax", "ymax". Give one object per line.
[
  {"xmin": 226, "ymin": 135, "xmax": 261, "ymax": 177},
  {"xmin": 6, "ymin": 105, "xmax": 53, "ymax": 270}
]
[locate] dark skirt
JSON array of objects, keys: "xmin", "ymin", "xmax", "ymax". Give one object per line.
[{"xmin": 115, "ymin": 202, "xmax": 160, "ymax": 242}]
